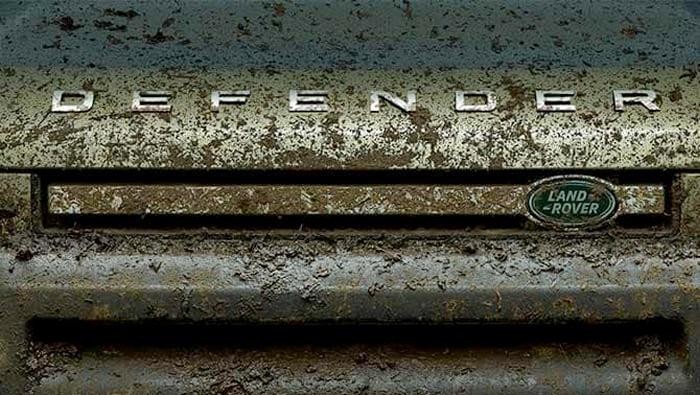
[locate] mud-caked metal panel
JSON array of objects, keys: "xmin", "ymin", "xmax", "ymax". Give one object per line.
[
  {"xmin": 0, "ymin": 235, "xmax": 697, "ymax": 393},
  {"xmin": 0, "ymin": 68, "xmax": 698, "ymax": 170},
  {"xmin": 0, "ymin": 0, "xmax": 698, "ymax": 394},
  {"xmin": 0, "ymin": 0, "xmax": 698, "ymax": 171}
]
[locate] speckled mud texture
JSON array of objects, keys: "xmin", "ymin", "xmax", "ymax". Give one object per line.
[
  {"xmin": 0, "ymin": 0, "xmax": 698, "ymax": 170},
  {"xmin": 0, "ymin": 0, "xmax": 697, "ymax": 69},
  {"xmin": 0, "ymin": 0, "xmax": 698, "ymax": 394},
  {"xmin": 1, "ymin": 68, "xmax": 698, "ymax": 170}
]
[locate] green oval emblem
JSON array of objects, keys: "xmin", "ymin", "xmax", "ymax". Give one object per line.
[{"xmin": 527, "ymin": 176, "xmax": 618, "ymax": 229}]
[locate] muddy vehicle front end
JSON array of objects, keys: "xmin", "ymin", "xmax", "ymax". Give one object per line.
[{"xmin": 0, "ymin": 1, "xmax": 698, "ymax": 393}]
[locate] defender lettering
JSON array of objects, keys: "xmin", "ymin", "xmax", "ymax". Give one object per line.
[{"xmin": 50, "ymin": 89, "xmax": 662, "ymax": 113}]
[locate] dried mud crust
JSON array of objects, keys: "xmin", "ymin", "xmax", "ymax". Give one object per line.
[
  {"xmin": 1, "ymin": 231, "xmax": 697, "ymax": 320},
  {"xmin": 2, "ymin": 230, "xmax": 699, "ymax": 273},
  {"xmin": 626, "ymin": 336, "xmax": 671, "ymax": 394},
  {"xmin": 24, "ymin": 341, "xmax": 80, "ymax": 388},
  {"xmin": 2, "ymin": 229, "xmax": 699, "ymax": 271}
]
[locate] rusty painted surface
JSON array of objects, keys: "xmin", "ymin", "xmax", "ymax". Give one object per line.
[{"xmin": 46, "ymin": 183, "xmax": 665, "ymax": 217}]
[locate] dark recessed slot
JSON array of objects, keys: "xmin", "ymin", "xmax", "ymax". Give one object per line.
[
  {"xmin": 28, "ymin": 319, "xmax": 685, "ymax": 350},
  {"xmin": 26, "ymin": 319, "xmax": 689, "ymax": 394},
  {"xmin": 615, "ymin": 214, "xmax": 673, "ymax": 230},
  {"xmin": 38, "ymin": 169, "xmax": 677, "ymax": 233}
]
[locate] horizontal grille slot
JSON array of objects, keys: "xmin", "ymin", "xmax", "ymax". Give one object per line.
[
  {"xmin": 47, "ymin": 184, "xmax": 665, "ymax": 216},
  {"xmin": 28, "ymin": 320, "xmax": 689, "ymax": 394},
  {"xmin": 38, "ymin": 170, "xmax": 675, "ymax": 233}
]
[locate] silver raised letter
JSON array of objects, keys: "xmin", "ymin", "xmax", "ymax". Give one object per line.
[
  {"xmin": 613, "ymin": 90, "xmax": 660, "ymax": 112},
  {"xmin": 455, "ymin": 91, "xmax": 496, "ymax": 112},
  {"xmin": 211, "ymin": 90, "xmax": 250, "ymax": 112},
  {"xmin": 536, "ymin": 91, "xmax": 576, "ymax": 112},
  {"xmin": 370, "ymin": 90, "xmax": 416, "ymax": 113},
  {"xmin": 289, "ymin": 90, "xmax": 330, "ymax": 112},
  {"xmin": 131, "ymin": 91, "xmax": 172, "ymax": 112},
  {"xmin": 51, "ymin": 90, "xmax": 94, "ymax": 112}
]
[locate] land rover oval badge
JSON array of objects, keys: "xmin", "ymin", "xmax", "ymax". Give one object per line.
[{"xmin": 527, "ymin": 176, "xmax": 618, "ymax": 229}]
